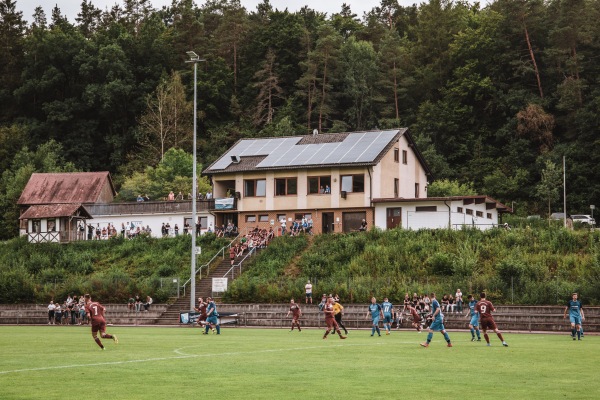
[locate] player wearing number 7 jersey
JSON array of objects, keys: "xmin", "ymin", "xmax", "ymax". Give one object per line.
[
  {"xmin": 84, "ymin": 294, "xmax": 118, "ymax": 349},
  {"xmin": 475, "ymin": 292, "xmax": 507, "ymax": 347}
]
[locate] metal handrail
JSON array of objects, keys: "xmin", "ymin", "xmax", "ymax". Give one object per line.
[
  {"xmin": 222, "ymin": 246, "xmax": 258, "ymax": 279},
  {"xmin": 181, "ymin": 228, "xmax": 248, "ymax": 297}
]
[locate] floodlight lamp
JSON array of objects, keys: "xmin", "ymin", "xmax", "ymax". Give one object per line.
[{"xmin": 186, "ymin": 51, "xmax": 199, "ymax": 60}]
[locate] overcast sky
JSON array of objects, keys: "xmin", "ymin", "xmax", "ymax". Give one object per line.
[{"xmin": 15, "ymin": 0, "xmax": 422, "ymax": 22}]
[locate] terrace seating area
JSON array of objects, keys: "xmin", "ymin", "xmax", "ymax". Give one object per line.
[{"xmin": 1, "ymin": 303, "xmax": 597, "ymax": 333}]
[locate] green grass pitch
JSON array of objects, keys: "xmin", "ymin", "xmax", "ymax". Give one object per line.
[{"xmin": 1, "ymin": 326, "xmax": 599, "ymax": 399}]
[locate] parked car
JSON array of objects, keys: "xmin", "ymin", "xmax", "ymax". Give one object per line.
[
  {"xmin": 571, "ymin": 215, "xmax": 596, "ymax": 226},
  {"xmin": 550, "ymin": 212, "xmax": 565, "ymax": 220}
]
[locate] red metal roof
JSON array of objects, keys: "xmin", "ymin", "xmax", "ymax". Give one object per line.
[
  {"xmin": 17, "ymin": 172, "xmax": 115, "ymax": 205},
  {"xmin": 19, "ymin": 204, "xmax": 92, "ymax": 219}
]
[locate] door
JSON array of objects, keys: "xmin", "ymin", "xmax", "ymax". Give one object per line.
[
  {"xmin": 322, "ymin": 212, "xmax": 334, "ymax": 233},
  {"xmin": 387, "ymin": 207, "xmax": 402, "ymax": 229}
]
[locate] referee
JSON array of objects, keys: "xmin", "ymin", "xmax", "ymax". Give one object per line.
[{"xmin": 332, "ymin": 296, "xmax": 348, "ymax": 335}]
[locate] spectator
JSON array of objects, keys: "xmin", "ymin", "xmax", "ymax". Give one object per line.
[
  {"xmin": 176, "ymin": 191, "xmax": 184, "ymax": 200},
  {"xmin": 455, "ymin": 289, "xmax": 463, "ymax": 313},
  {"xmin": 448, "ymin": 294, "xmax": 455, "ymax": 313},
  {"xmin": 358, "ymin": 219, "xmax": 367, "ymax": 231},
  {"xmin": 137, "ymin": 194, "xmax": 144, "ymax": 202},
  {"xmin": 143, "ymin": 194, "xmax": 150, "ymax": 201},
  {"xmin": 128, "ymin": 296, "xmax": 135, "ymax": 312},
  {"xmin": 144, "ymin": 296, "xmax": 153, "ymax": 311},
  {"xmin": 87, "ymin": 224, "xmax": 94, "ymax": 240},
  {"xmin": 95, "ymin": 224, "xmax": 101, "ymax": 240},
  {"xmin": 135, "ymin": 295, "xmax": 142, "ymax": 312},
  {"xmin": 174, "ymin": 224, "xmax": 179, "ymax": 236},
  {"xmin": 324, "ymin": 185, "xmax": 331, "ymax": 194},
  {"xmin": 168, "ymin": 191, "xmax": 175, "ymax": 201},
  {"xmin": 184, "ymin": 221, "xmax": 190, "ymax": 235},
  {"xmin": 47, "ymin": 300, "xmax": 56, "ymax": 325},
  {"xmin": 54, "ymin": 303, "xmax": 63, "ymax": 324}
]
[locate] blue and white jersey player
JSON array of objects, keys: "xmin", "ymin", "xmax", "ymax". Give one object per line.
[
  {"xmin": 563, "ymin": 293, "xmax": 585, "ymax": 341},
  {"xmin": 366, "ymin": 297, "xmax": 383, "ymax": 337},
  {"xmin": 466, "ymin": 294, "xmax": 481, "ymax": 342},
  {"xmin": 420, "ymin": 293, "xmax": 452, "ymax": 348},
  {"xmin": 381, "ymin": 297, "xmax": 394, "ymax": 335}
]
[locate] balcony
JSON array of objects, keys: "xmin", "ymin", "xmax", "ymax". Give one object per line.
[{"xmin": 83, "ymin": 199, "xmax": 236, "ymax": 216}]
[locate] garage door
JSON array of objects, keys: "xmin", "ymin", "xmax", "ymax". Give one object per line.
[{"xmin": 343, "ymin": 211, "xmax": 366, "ymax": 233}]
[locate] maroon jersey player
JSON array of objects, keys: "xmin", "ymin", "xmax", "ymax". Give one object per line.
[
  {"xmin": 475, "ymin": 292, "xmax": 508, "ymax": 347},
  {"xmin": 195, "ymin": 297, "xmax": 208, "ymax": 331},
  {"xmin": 84, "ymin": 294, "xmax": 118, "ymax": 349},
  {"xmin": 406, "ymin": 304, "xmax": 422, "ymax": 332},
  {"xmin": 286, "ymin": 299, "xmax": 302, "ymax": 332},
  {"xmin": 323, "ymin": 296, "xmax": 346, "ymax": 340}
]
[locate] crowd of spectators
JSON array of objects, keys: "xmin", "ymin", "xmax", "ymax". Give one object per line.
[
  {"xmin": 47, "ymin": 295, "xmax": 88, "ymax": 325},
  {"xmin": 281, "ymin": 216, "xmax": 313, "ymax": 236}
]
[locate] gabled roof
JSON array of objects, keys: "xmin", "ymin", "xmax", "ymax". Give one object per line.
[
  {"xmin": 19, "ymin": 204, "xmax": 93, "ymax": 219},
  {"xmin": 372, "ymin": 195, "xmax": 512, "ymax": 213},
  {"xmin": 204, "ymin": 129, "xmax": 432, "ymax": 176},
  {"xmin": 17, "ymin": 172, "xmax": 116, "ymax": 205}
]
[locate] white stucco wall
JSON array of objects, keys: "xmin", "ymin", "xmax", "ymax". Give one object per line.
[{"xmin": 374, "ymin": 199, "xmax": 500, "ymax": 231}]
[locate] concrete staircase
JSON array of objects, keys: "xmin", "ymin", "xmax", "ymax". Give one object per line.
[{"xmin": 153, "ymin": 251, "xmax": 254, "ymax": 325}]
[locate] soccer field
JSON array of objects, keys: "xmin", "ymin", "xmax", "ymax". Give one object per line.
[{"xmin": 0, "ymin": 326, "xmax": 598, "ymax": 400}]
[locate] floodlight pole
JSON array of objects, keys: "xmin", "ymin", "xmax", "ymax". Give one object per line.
[{"xmin": 186, "ymin": 51, "xmax": 205, "ymax": 311}]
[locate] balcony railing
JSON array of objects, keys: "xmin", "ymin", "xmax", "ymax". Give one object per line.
[{"xmin": 83, "ymin": 200, "xmax": 220, "ymax": 216}]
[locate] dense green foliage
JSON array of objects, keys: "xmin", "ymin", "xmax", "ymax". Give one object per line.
[
  {"xmin": 0, "ymin": 234, "xmax": 230, "ymax": 303},
  {"xmin": 225, "ymin": 225, "xmax": 600, "ymax": 305},
  {"xmin": 2, "ymin": 327, "xmax": 598, "ymax": 399},
  {"xmin": 1, "ymin": 0, "xmax": 600, "ymax": 239}
]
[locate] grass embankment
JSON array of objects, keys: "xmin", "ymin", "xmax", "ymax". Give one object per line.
[
  {"xmin": 224, "ymin": 227, "xmax": 600, "ymax": 305},
  {"xmin": 0, "ymin": 234, "xmax": 230, "ymax": 303},
  {"xmin": 2, "ymin": 226, "xmax": 599, "ymax": 306}
]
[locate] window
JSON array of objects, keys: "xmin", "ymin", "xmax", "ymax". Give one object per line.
[
  {"xmin": 402, "ymin": 150, "xmax": 408, "ymax": 164},
  {"xmin": 244, "ymin": 179, "xmax": 266, "ymax": 197},
  {"xmin": 245, "ymin": 215, "xmax": 256, "ymax": 223},
  {"xmin": 47, "ymin": 219, "xmax": 56, "ymax": 232},
  {"xmin": 466, "ymin": 209, "xmax": 473, "ymax": 215},
  {"xmin": 457, "ymin": 207, "xmax": 463, "ymax": 213},
  {"xmin": 476, "ymin": 211, "xmax": 483, "ymax": 217},
  {"xmin": 295, "ymin": 213, "xmax": 311, "ymax": 220},
  {"xmin": 275, "ymin": 178, "xmax": 297, "ymax": 196},
  {"xmin": 394, "ymin": 178, "xmax": 399, "ymax": 198},
  {"xmin": 277, "ymin": 214, "xmax": 286, "ymax": 222},
  {"xmin": 394, "ymin": 148, "xmax": 399, "ymax": 162},
  {"xmin": 487, "ymin": 213, "xmax": 492, "ymax": 219},
  {"xmin": 341, "ymin": 174, "xmax": 365, "ymax": 193},
  {"xmin": 259, "ymin": 214, "xmax": 269, "ymax": 222},
  {"xmin": 416, "ymin": 206, "xmax": 437, "ymax": 212},
  {"xmin": 32, "ymin": 219, "xmax": 41, "ymax": 233},
  {"xmin": 415, "ymin": 183, "xmax": 420, "ymax": 198},
  {"xmin": 308, "ymin": 176, "xmax": 331, "ymax": 194}
]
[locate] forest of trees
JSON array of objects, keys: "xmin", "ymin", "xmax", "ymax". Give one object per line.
[{"xmin": 1, "ymin": 0, "xmax": 599, "ymax": 240}]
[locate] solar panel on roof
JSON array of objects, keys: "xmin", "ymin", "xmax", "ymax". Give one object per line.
[{"xmin": 210, "ymin": 130, "xmax": 400, "ymax": 171}]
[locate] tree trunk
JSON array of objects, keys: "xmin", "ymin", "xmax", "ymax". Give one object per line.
[{"xmin": 523, "ymin": 20, "xmax": 543, "ymax": 99}]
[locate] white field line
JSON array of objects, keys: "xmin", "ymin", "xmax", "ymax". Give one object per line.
[{"xmin": 0, "ymin": 342, "xmax": 389, "ymax": 376}]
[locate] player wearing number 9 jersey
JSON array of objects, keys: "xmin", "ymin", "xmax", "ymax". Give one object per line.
[
  {"xmin": 475, "ymin": 292, "xmax": 507, "ymax": 347},
  {"xmin": 84, "ymin": 294, "xmax": 118, "ymax": 350}
]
